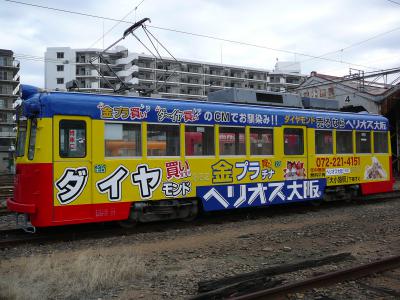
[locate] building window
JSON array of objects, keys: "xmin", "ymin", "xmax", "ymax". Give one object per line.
[
  {"xmin": 336, "ymin": 131, "xmax": 353, "ymax": 154},
  {"xmin": 147, "ymin": 124, "xmax": 180, "ymax": 156},
  {"xmin": 57, "ymin": 78, "xmax": 64, "ymax": 84},
  {"xmin": 185, "ymin": 125, "xmax": 214, "ymax": 156},
  {"xmin": 328, "ymin": 87, "xmax": 334, "ymax": 97},
  {"xmin": 219, "ymin": 127, "xmax": 245, "ymax": 156},
  {"xmin": 105, "ymin": 123, "xmax": 141, "ymax": 157},
  {"xmin": 59, "ymin": 120, "xmax": 86, "ymax": 158},
  {"xmin": 374, "ymin": 132, "xmax": 388, "ymax": 153},
  {"xmin": 250, "ymin": 127, "xmax": 273, "ymax": 155},
  {"xmin": 315, "ymin": 130, "xmax": 333, "ymax": 154},
  {"xmin": 356, "ymin": 131, "xmax": 371, "ymax": 153},
  {"xmin": 57, "ymin": 65, "xmax": 64, "ymax": 72},
  {"xmin": 56, "ymin": 52, "xmax": 64, "ymax": 59},
  {"xmin": 284, "ymin": 128, "xmax": 304, "ymax": 155}
]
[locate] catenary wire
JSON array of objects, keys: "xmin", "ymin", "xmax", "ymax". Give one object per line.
[
  {"xmin": 85, "ymin": 0, "xmax": 147, "ymax": 50},
  {"xmin": 3, "ymin": 0, "xmax": 394, "ymax": 71},
  {"xmin": 386, "ymin": 0, "xmax": 400, "ymax": 6}
]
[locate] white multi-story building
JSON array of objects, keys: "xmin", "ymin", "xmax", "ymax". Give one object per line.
[
  {"xmin": 45, "ymin": 46, "xmax": 306, "ymax": 100},
  {"xmin": 0, "ymin": 49, "xmax": 20, "ymax": 173}
]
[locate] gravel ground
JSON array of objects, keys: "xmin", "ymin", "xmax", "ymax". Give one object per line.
[{"xmin": 1, "ymin": 188, "xmax": 400, "ymax": 299}]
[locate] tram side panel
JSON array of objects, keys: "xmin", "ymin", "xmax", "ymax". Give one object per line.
[
  {"xmin": 307, "ymin": 128, "xmax": 393, "ymax": 197},
  {"xmin": 7, "ymin": 118, "xmax": 54, "ymax": 227}
]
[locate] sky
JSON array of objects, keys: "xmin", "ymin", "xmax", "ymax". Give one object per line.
[{"xmin": 1, "ymin": 0, "xmax": 400, "ymax": 87}]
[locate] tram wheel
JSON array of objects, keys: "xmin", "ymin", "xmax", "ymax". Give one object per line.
[
  {"xmin": 118, "ymin": 219, "xmax": 138, "ymax": 228},
  {"xmin": 309, "ymin": 200, "xmax": 322, "ymax": 207}
]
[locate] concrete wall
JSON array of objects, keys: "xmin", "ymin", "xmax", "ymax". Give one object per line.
[{"xmin": 45, "ymin": 47, "xmax": 76, "ymax": 90}]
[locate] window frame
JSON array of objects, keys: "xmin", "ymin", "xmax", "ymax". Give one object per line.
[
  {"xmin": 184, "ymin": 124, "xmax": 215, "ymax": 157},
  {"xmin": 373, "ymin": 131, "xmax": 389, "ymax": 154},
  {"xmin": 355, "ymin": 130, "xmax": 372, "ymax": 154},
  {"xmin": 28, "ymin": 118, "xmax": 37, "ymax": 160},
  {"xmin": 335, "ymin": 130, "xmax": 354, "ymax": 155},
  {"xmin": 147, "ymin": 123, "xmax": 181, "ymax": 157},
  {"xmin": 104, "ymin": 121, "xmax": 142, "ymax": 158},
  {"xmin": 249, "ymin": 126, "xmax": 274, "ymax": 156},
  {"xmin": 283, "ymin": 127, "xmax": 305, "ymax": 156},
  {"xmin": 15, "ymin": 118, "xmax": 27, "ymax": 157},
  {"xmin": 59, "ymin": 119, "xmax": 87, "ymax": 158},
  {"xmin": 218, "ymin": 125, "xmax": 246, "ymax": 156},
  {"xmin": 314, "ymin": 129, "xmax": 333, "ymax": 155}
]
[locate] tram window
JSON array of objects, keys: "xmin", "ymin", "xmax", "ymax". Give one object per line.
[
  {"xmin": 219, "ymin": 127, "xmax": 245, "ymax": 156},
  {"xmin": 250, "ymin": 128, "xmax": 273, "ymax": 155},
  {"xmin": 356, "ymin": 131, "xmax": 371, "ymax": 153},
  {"xmin": 59, "ymin": 120, "xmax": 86, "ymax": 158},
  {"xmin": 105, "ymin": 123, "xmax": 141, "ymax": 157},
  {"xmin": 16, "ymin": 119, "xmax": 27, "ymax": 157},
  {"xmin": 28, "ymin": 119, "xmax": 37, "ymax": 160},
  {"xmin": 284, "ymin": 128, "xmax": 304, "ymax": 155},
  {"xmin": 147, "ymin": 124, "xmax": 180, "ymax": 156},
  {"xmin": 336, "ymin": 131, "xmax": 353, "ymax": 154},
  {"xmin": 315, "ymin": 130, "xmax": 333, "ymax": 154},
  {"xmin": 374, "ymin": 132, "xmax": 388, "ymax": 153},
  {"xmin": 185, "ymin": 125, "xmax": 214, "ymax": 156}
]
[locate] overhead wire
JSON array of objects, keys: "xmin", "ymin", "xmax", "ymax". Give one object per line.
[
  {"xmin": 6, "ymin": 0, "xmax": 400, "ymax": 94},
  {"xmin": 284, "ymin": 24, "xmax": 400, "ymax": 70},
  {"xmin": 85, "ymin": 0, "xmax": 147, "ymax": 50},
  {"xmin": 386, "ymin": 0, "xmax": 400, "ymax": 6},
  {"xmin": 4, "ymin": 0, "xmax": 394, "ymax": 71}
]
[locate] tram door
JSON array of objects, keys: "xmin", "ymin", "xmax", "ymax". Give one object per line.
[
  {"xmin": 52, "ymin": 116, "xmax": 93, "ymax": 222},
  {"xmin": 282, "ymin": 126, "xmax": 307, "ymax": 180}
]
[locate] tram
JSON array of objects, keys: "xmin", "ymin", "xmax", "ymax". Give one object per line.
[{"xmin": 7, "ymin": 85, "xmax": 394, "ymax": 229}]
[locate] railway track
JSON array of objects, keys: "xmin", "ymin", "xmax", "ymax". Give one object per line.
[
  {"xmin": 0, "ymin": 189, "xmax": 399, "ymax": 218},
  {"xmin": 230, "ymin": 255, "xmax": 400, "ymax": 300},
  {"xmin": 0, "ymin": 190, "xmax": 399, "ymax": 249},
  {"xmin": 192, "ymin": 255, "xmax": 400, "ymax": 299}
]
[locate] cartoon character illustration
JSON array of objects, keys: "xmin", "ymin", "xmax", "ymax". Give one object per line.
[{"xmin": 364, "ymin": 157, "xmax": 387, "ymax": 180}]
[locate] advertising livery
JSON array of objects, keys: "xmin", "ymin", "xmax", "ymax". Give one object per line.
[{"xmin": 7, "ymin": 86, "xmax": 394, "ymax": 229}]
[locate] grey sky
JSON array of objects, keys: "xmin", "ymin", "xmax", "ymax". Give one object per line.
[{"xmin": 2, "ymin": 0, "xmax": 400, "ymax": 87}]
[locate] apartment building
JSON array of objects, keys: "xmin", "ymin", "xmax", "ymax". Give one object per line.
[
  {"xmin": 0, "ymin": 49, "xmax": 20, "ymax": 173},
  {"xmin": 45, "ymin": 46, "xmax": 305, "ymax": 99}
]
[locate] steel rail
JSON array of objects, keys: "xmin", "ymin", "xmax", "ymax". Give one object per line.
[{"xmin": 230, "ymin": 255, "xmax": 400, "ymax": 300}]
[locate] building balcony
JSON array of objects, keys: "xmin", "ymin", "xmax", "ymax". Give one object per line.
[
  {"xmin": 115, "ymin": 54, "xmax": 138, "ymax": 65},
  {"xmin": 127, "ymin": 78, "xmax": 139, "ymax": 85},
  {"xmin": 0, "ymin": 120, "xmax": 15, "ymax": 125},
  {"xmin": 0, "ymin": 76, "xmax": 19, "ymax": 86},
  {"xmin": 116, "ymin": 65, "xmax": 139, "ymax": 77},
  {"xmin": 76, "ymin": 73, "xmax": 98, "ymax": 78},
  {"xmin": 0, "ymin": 106, "xmax": 14, "ymax": 111},
  {"xmin": 0, "ymin": 59, "xmax": 20, "ymax": 69},
  {"xmin": 0, "ymin": 145, "xmax": 13, "ymax": 152},
  {"xmin": 0, "ymin": 90, "xmax": 14, "ymax": 96},
  {"xmin": 0, "ymin": 132, "xmax": 16, "ymax": 138},
  {"xmin": 158, "ymin": 91, "xmax": 207, "ymax": 99}
]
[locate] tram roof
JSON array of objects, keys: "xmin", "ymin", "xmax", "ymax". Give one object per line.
[{"xmin": 20, "ymin": 85, "xmax": 389, "ymax": 131}]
